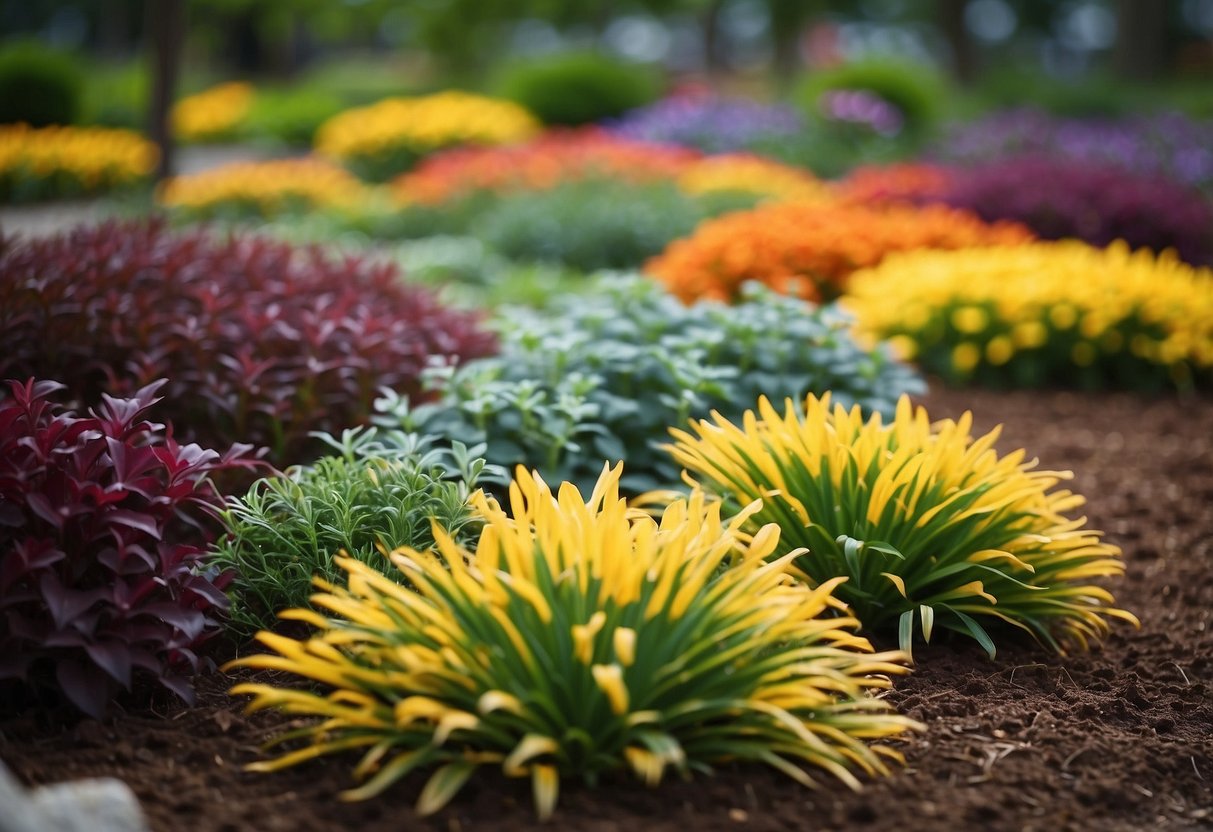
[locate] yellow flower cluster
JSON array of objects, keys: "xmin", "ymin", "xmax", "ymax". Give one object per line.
[
  {"xmin": 315, "ymin": 92, "xmax": 540, "ymax": 167},
  {"xmin": 229, "ymin": 464, "xmax": 916, "ymax": 819},
  {"xmin": 846, "ymin": 240, "xmax": 1213, "ymax": 389},
  {"xmin": 676, "ymin": 154, "xmax": 831, "ymax": 202},
  {"xmin": 171, "ymin": 81, "xmax": 255, "ymax": 142},
  {"xmin": 0, "ymin": 124, "xmax": 156, "ymax": 194},
  {"xmin": 158, "ymin": 157, "xmax": 373, "ymax": 217},
  {"xmin": 665, "ymin": 393, "xmax": 1136, "ymax": 655}
]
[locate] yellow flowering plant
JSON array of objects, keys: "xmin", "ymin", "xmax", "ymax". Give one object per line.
[
  {"xmin": 0, "ymin": 124, "xmax": 156, "ymax": 202},
  {"xmin": 157, "ymin": 157, "xmax": 378, "ymax": 220},
  {"xmin": 227, "ymin": 463, "xmax": 917, "ymax": 819},
  {"xmin": 845, "ymin": 241, "xmax": 1213, "ymax": 390},
  {"xmin": 665, "ymin": 393, "xmax": 1138, "ymax": 657},
  {"xmin": 676, "ymin": 154, "xmax": 831, "ymax": 203},
  {"xmin": 171, "ymin": 81, "xmax": 255, "ymax": 143},
  {"xmin": 316, "ymin": 91, "xmax": 541, "ymax": 182}
]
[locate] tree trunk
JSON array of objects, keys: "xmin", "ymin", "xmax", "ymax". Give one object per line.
[
  {"xmin": 146, "ymin": 0, "xmax": 186, "ymax": 182},
  {"xmin": 769, "ymin": 0, "xmax": 824, "ymax": 88},
  {"xmin": 1113, "ymin": 0, "xmax": 1167, "ymax": 81},
  {"xmin": 702, "ymin": 0, "xmax": 726, "ymax": 76},
  {"xmin": 939, "ymin": 0, "xmax": 976, "ymax": 85}
]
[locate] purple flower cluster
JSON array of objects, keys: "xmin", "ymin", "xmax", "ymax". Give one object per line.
[
  {"xmin": 936, "ymin": 109, "xmax": 1213, "ymax": 194},
  {"xmin": 608, "ymin": 93, "xmax": 804, "ymax": 153},
  {"xmin": 940, "ymin": 156, "xmax": 1213, "ymax": 265},
  {"xmin": 819, "ymin": 89, "xmax": 904, "ymax": 137}
]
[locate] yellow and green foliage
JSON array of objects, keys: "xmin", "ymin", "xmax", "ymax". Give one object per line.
[
  {"xmin": 0, "ymin": 123, "xmax": 156, "ymax": 202},
  {"xmin": 316, "ymin": 91, "xmax": 541, "ymax": 181},
  {"xmin": 846, "ymin": 241, "xmax": 1213, "ymax": 390},
  {"xmin": 665, "ymin": 393, "xmax": 1137, "ymax": 657},
  {"xmin": 171, "ymin": 81, "xmax": 255, "ymax": 142},
  {"xmin": 228, "ymin": 464, "xmax": 916, "ymax": 818},
  {"xmin": 158, "ymin": 157, "xmax": 376, "ymax": 219}
]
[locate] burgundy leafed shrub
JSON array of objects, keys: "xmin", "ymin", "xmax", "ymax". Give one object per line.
[
  {"xmin": 0, "ymin": 379, "xmax": 260, "ymax": 718},
  {"xmin": 941, "ymin": 157, "xmax": 1213, "ymax": 266},
  {"xmin": 0, "ymin": 221, "xmax": 497, "ymax": 461}
]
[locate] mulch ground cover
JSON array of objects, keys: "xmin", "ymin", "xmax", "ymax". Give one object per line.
[{"xmin": 3, "ymin": 385, "xmax": 1211, "ymax": 832}]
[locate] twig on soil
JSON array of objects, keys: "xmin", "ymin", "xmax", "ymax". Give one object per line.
[
  {"xmin": 1005, "ymin": 663, "xmax": 1047, "ymax": 688},
  {"xmin": 1171, "ymin": 662, "xmax": 1191, "ymax": 685},
  {"xmin": 1062, "ymin": 747, "xmax": 1093, "ymax": 771}
]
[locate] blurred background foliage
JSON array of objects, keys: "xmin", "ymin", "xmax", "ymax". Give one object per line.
[{"xmin": 1, "ymin": 0, "xmax": 1209, "ymax": 126}]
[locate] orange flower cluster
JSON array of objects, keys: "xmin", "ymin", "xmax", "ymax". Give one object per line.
[
  {"xmin": 832, "ymin": 163, "xmax": 955, "ymax": 206},
  {"xmin": 646, "ymin": 201, "xmax": 1033, "ymax": 304},
  {"xmin": 393, "ymin": 129, "xmax": 700, "ymax": 205}
]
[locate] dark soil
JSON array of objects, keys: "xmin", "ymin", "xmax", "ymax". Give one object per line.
[{"xmin": 3, "ymin": 387, "xmax": 1212, "ymax": 831}]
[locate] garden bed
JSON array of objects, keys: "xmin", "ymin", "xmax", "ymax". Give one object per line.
[{"xmin": 2, "ymin": 385, "xmax": 1211, "ymax": 832}]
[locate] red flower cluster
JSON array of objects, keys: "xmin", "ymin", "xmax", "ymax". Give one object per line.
[{"xmin": 394, "ymin": 129, "xmax": 700, "ymax": 205}]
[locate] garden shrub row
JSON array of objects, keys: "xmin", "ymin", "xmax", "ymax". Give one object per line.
[
  {"xmin": 0, "ymin": 124, "xmax": 156, "ymax": 203},
  {"xmin": 315, "ymin": 91, "xmax": 540, "ymax": 182},
  {"xmin": 369, "ymin": 274, "xmax": 923, "ymax": 495},
  {"xmin": 846, "ymin": 241, "xmax": 1213, "ymax": 391},
  {"xmin": 0, "ymin": 216, "xmax": 1146, "ymax": 818},
  {"xmin": 836, "ymin": 158, "xmax": 1213, "ymax": 266},
  {"xmin": 0, "ymin": 221, "xmax": 496, "ymax": 461}
]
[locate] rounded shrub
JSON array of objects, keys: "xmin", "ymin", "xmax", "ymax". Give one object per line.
[
  {"xmin": 393, "ymin": 129, "xmax": 699, "ymax": 206},
  {"xmin": 0, "ymin": 41, "xmax": 83, "ymax": 126},
  {"xmin": 228, "ymin": 464, "xmax": 917, "ymax": 818},
  {"xmin": 0, "ymin": 221, "xmax": 497, "ymax": 462},
  {"xmin": 474, "ymin": 179, "xmax": 732, "ymax": 271},
  {"xmin": 940, "ymin": 157, "xmax": 1213, "ymax": 266},
  {"xmin": 157, "ymin": 157, "xmax": 374, "ymax": 220},
  {"xmin": 210, "ymin": 433, "xmax": 495, "ymax": 640},
  {"xmin": 370, "ymin": 275, "xmax": 924, "ymax": 496},
  {"xmin": 315, "ymin": 91, "xmax": 540, "ymax": 182},
  {"xmin": 171, "ymin": 81, "xmax": 254, "ymax": 143},
  {"xmin": 645, "ymin": 200, "xmax": 1032, "ymax": 304},
  {"xmin": 794, "ymin": 58, "xmax": 947, "ymax": 138},
  {"xmin": 0, "ymin": 124, "xmax": 157, "ymax": 202},
  {"xmin": 845, "ymin": 241, "xmax": 1213, "ymax": 391},
  {"xmin": 494, "ymin": 51, "xmax": 663, "ymax": 126},
  {"xmin": 666, "ymin": 393, "xmax": 1138, "ymax": 657}
]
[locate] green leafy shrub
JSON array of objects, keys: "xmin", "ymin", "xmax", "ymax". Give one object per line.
[
  {"xmin": 666, "ymin": 393, "xmax": 1139, "ymax": 658},
  {"xmin": 210, "ymin": 429, "xmax": 498, "ymax": 640},
  {"xmin": 370, "ymin": 276, "xmax": 924, "ymax": 494},
  {"xmin": 244, "ymin": 87, "xmax": 345, "ymax": 147},
  {"xmin": 794, "ymin": 58, "xmax": 947, "ymax": 139},
  {"xmin": 494, "ymin": 51, "xmax": 663, "ymax": 126},
  {"xmin": 81, "ymin": 59, "xmax": 148, "ymax": 129},
  {"xmin": 228, "ymin": 464, "xmax": 917, "ymax": 818},
  {"xmin": 474, "ymin": 180, "xmax": 755, "ymax": 271},
  {"xmin": 0, "ymin": 41, "xmax": 84, "ymax": 126}
]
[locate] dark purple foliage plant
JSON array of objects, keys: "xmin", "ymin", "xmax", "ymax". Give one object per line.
[
  {"xmin": 0, "ymin": 378, "xmax": 259, "ymax": 718},
  {"xmin": 941, "ymin": 157, "xmax": 1213, "ymax": 266},
  {"xmin": 0, "ymin": 221, "xmax": 498, "ymax": 463}
]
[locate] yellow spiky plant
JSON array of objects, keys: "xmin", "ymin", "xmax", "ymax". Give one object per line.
[
  {"xmin": 226, "ymin": 463, "xmax": 917, "ymax": 819},
  {"xmin": 665, "ymin": 394, "xmax": 1138, "ymax": 657}
]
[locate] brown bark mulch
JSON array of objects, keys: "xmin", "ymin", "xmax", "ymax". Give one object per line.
[{"xmin": 3, "ymin": 386, "xmax": 1211, "ymax": 832}]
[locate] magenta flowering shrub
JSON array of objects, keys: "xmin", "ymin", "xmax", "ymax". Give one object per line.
[
  {"xmin": 0, "ymin": 379, "xmax": 259, "ymax": 717},
  {"xmin": 941, "ymin": 157, "xmax": 1213, "ymax": 266},
  {"xmin": 0, "ymin": 222, "xmax": 497, "ymax": 461}
]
